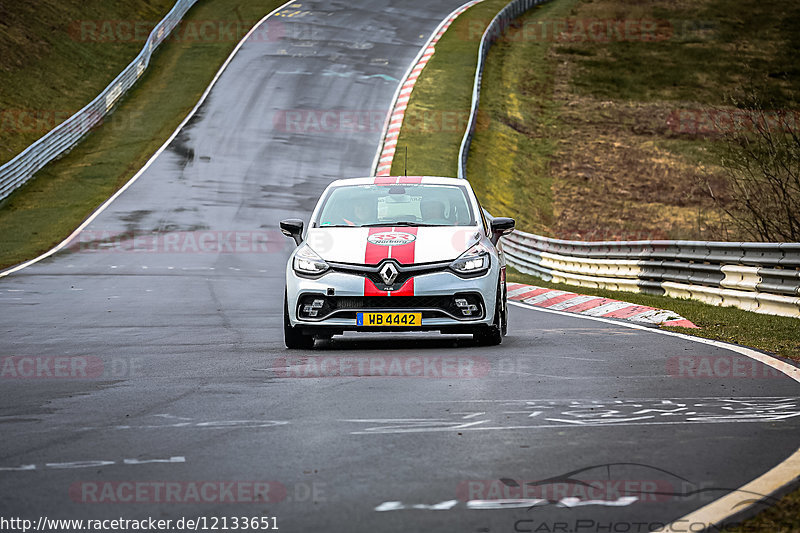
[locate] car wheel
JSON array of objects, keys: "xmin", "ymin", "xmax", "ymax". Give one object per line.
[
  {"xmin": 500, "ymin": 278, "xmax": 508, "ymax": 337},
  {"xmin": 474, "ymin": 282, "xmax": 503, "ymax": 346},
  {"xmin": 284, "ymin": 291, "xmax": 314, "ymax": 349}
]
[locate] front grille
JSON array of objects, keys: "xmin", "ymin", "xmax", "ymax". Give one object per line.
[
  {"xmin": 329, "ymin": 260, "xmax": 452, "ymax": 292},
  {"xmin": 297, "ymin": 293, "xmax": 485, "ymax": 321},
  {"xmin": 336, "ymin": 296, "xmax": 451, "ymax": 309}
]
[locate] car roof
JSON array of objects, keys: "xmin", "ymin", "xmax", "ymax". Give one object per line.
[{"xmin": 327, "ymin": 176, "xmax": 468, "ymax": 187}]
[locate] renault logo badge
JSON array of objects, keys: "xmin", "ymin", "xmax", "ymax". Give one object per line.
[{"xmin": 379, "ymin": 262, "xmax": 399, "ymax": 285}]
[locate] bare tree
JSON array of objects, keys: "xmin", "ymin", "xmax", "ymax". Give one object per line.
[{"xmin": 709, "ymin": 93, "xmax": 800, "ymax": 242}]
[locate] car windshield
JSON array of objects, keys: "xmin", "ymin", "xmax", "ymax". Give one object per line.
[{"xmin": 315, "ymin": 184, "xmax": 476, "ymax": 227}]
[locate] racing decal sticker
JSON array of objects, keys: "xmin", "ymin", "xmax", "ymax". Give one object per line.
[
  {"xmin": 365, "ymin": 227, "xmax": 392, "ymax": 265},
  {"xmin": 388, "ymin": 227, "xmax": 418, "ymax": 264},
  {"xmin": 367, "ymin": 231, "xmax": 417, "ymax": 246}
]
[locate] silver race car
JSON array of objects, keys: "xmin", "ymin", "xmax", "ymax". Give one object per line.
[{"xmin": 280, "ymin": 176, "xmax": 515, "ymax": 348}]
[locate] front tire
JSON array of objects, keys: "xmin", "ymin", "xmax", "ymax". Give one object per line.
[
  {"xmin": 284, "ymin": 291, "xmax": 314, "ymax": 349},
  {"xmin": 474, "ymin": 281, "xmax": 504, "ymax": 346}
]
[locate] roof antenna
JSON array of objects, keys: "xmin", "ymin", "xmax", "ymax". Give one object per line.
[{"xmin": 404, "ymin": 146, "xmax": 408, "ymax": 176}]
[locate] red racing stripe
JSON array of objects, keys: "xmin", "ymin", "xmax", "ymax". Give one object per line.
[
  {"xmin": 392, "ymin": 278, "xmax": 414, "ymax": 297},
  {"xmin": 364, "ymin": 227, "xmax": 391, "ymax": 296},
  {"xmin": 365, "ymin": 227, "xmax": 392, "ymax": 265},
  {"xmin": 374, "ymin": 176, "xmax": 398, "ymax": 186},
  {"xmin": 365, "ymin": 278, "xmax": 388, "ymax": 296},
  {"xmin": 388, "ymin": 227, "xmax": 417, "ymax": 296},
  {"xmin": 398, "ymin": 176, "xmax": 422, "ymax": 184}
]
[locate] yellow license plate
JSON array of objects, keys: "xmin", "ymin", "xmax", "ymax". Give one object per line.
[{"xmin": 356, "ymin": 312, "xmax": 422, "ymax": 327}]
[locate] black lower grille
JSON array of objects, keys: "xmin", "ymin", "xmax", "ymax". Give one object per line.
[
  {"xmin": 297, "ymin": 293, "xmax": 484, "ymax": 321},
  {"xmin": 336, "ymin": 296, "xmax": 451, "ymax": 309}
]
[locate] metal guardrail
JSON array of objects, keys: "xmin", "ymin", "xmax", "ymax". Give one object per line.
[
  {"xmin": 0, "ymin": 0, "xmax": 199, "ymax": 201},
  {"xmin": 458, "ymin": 0, "xmax": 544, "ymax": 179},
  {"xmin": 458, "ymin": 0, "xmax": 800, "ymax": 318}
]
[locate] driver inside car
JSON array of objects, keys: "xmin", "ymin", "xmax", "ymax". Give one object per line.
[
  {"xmin": 420, "ymin": 200, "xmax": 449, "ymax": 225},
  {"xmin": 343, "ymin": 195, "xmax": 377, "ymax": 226}
]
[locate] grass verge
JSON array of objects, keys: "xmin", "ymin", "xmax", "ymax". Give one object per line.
[
  {"xmin": 469, "ymin": 0, "xmax": 799, "ymax": 241},
  {"xmin": 388, "ymin": 0, "xmax": 518, "ymax": 178},
  {"xmin": 0, "ymin": 0, "xmax": 176, "ymax": 165},
  {"xmin": 465, "ymin": 0, "xmax": 576, "ymax": 234},
  {"xmin": 0, "ymin": 0, "xmax": 287, "ymax": 270}
]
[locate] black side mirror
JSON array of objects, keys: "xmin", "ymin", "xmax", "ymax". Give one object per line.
[
  {"xmin": 490, "ymin": 217, "xmax": 515, "ymax": 245},
  {"xmin": 280, "ymin": 218, "xmax": 304, "ymax": 246}
]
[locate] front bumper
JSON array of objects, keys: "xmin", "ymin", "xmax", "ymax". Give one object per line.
[{"xmin": 286, "ymin": 267, "xmax": 499, "ymax": 334}]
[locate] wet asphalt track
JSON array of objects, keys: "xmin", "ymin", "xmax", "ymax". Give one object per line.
[{"xmin": 1, "ymin": 1, "xmax": 799, "ymax": 531}]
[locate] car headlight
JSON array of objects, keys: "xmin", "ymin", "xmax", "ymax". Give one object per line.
[
  {"xmin": 450, "ymin": 242, "xmax": 490, "ymax": 276},
  {"xmin": 293, "ymin": 244, "xmax": 329, "ymax": 276}
]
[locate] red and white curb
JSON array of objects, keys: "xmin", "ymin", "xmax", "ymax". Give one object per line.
[
  {"xmin": 507, "ymin": 282, "xmax": 698, "ymax": 328},
  {"xmin": 373, "ymin": 0, "xmax": 484, "ymax": 176}
]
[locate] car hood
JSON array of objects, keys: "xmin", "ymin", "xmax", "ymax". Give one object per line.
[{"xmin": 304, "ymin": 226, "xmax": 482, "ymax": 265}]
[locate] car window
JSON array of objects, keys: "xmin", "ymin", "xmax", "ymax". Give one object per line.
[{"xmin": 315, "ymin": 184, "xmax": 476, "ymax": 227}]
